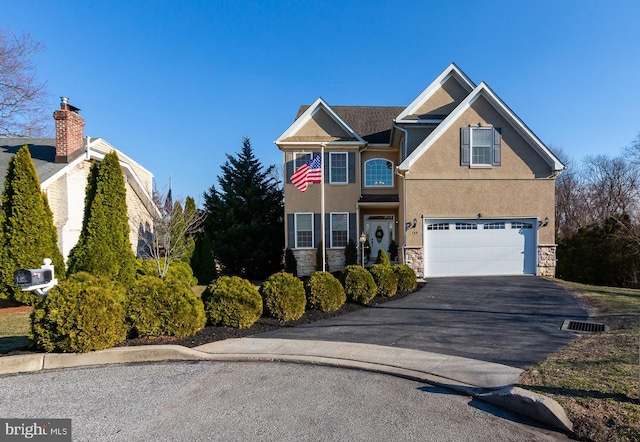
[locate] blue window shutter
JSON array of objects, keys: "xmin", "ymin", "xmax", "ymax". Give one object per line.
[
  {"xmin": 324, "ymin": 152, "xmax": 329, "ymax": 183},
  {"xmin": 460, "ymin": 127, "xmax": 470, "ymax": 166},
  {"xmin": 286, "ymin": 157, "xmax": 293, "ymax": 184},
  {"xmin": 493, "ymin": 127, "xmax": 502, "ymax": 166},
  {"xmin": 324, "ymin": 213, "xmax": 330, "ymax": 246},
  {"xmin": 287, "ymin": 214, "xmax": 295, "ymax": 248},
  {"xmin": 314, "ymin": 213, "xmax": 321, "ymax": 247},
  {"xmin": 348, "ymin": 152, "xmax": 356, "ymax": 183},
  {"xmin": 349, "ymin": 213, "xmax": 357, "ymax": 244}
]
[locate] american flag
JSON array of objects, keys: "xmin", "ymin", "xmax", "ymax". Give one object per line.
[{"xmin": 290, "ymin": 154, "xmax": 322, "ymax": 192}]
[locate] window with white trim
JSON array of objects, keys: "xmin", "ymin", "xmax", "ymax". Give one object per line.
[
  {"xmin": 295, "ymin": 213, "xmax": 313, "ymax": 248},
  {"xmin": 511, "ymin": 222, "xmax": 533, "ymax": 229},
  {"xmin": 294, "ymin": 152, "xmax": 312, "ymax": 169},
  {"xmin": 330, "ymin": 212, "xmax": 348, "ymax": 248},
  {"xmin": 484, "ymin": 222, "xmax": 505, "ymax": 230},
  {"xmin": 456, "ymin": 222, "xmax": 477, "ymax": 230},
  {"xmin": 365, "ymin": 159, "xmax": 393, "ymax": 187},
  {"xmin": 329, "ymin": 152, "xmax": 348, "ymax": 183},
  {"xmin": 471, "ymin": 127, "xmax": 492, "ymax": 165},
  {"xmin": 426, "ymin": 223, "xmax": 449, "ymax": 231}
]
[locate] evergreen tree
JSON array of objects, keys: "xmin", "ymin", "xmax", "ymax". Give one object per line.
[
  {"xmin": 0, "ymin": 146, "xmax": 65, "ymax": 304},
  {"xmin": 191, "ymin": 231, "xmax": 216, "ymax": 284},
  {"xmin": 67, "ymin": 151, "xmax": 136, "ymax": 286},
  {"xmin": 182, "ymin": 196, "xmax": 197, "ymax": 263},
  {"xmin": 203, "ymin": 137, "xmax": 283, "ymax": 279}
]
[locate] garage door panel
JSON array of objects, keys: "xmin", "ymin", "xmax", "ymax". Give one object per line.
[{"xmin": 424, "ymin": 219, "xmax": 537, "ymax": 277}]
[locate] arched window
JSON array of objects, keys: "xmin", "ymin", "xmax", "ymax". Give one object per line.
[{"xmin": 365, "ymin": 159, "xmax": 393, "ymax": 187}]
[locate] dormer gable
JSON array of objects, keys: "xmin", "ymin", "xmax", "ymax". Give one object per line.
[
  {"xmin": 396, "ymin": 63, "xmax": 475, "ymax": 123},
  {"xmin": 398, "ymin": 81, "xmax": 565, "ymax": 173},
  {"xmin": 276, "ymin": 97, "xmax": 365, "ymax": 145}
]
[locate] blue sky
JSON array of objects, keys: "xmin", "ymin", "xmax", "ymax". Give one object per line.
[{"xmin": 4, "ymin": 0, "xmax": 640, "ymax": 204}]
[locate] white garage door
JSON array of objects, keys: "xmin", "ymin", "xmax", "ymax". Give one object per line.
[{"xmin": 423, "ymin": 219, "xmax": 537, "ymax": 277}]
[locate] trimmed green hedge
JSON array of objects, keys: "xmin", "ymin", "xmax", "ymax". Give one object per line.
[
  {"xmin": 393, "ymin": 264, "xmax": 418, "ymax": 293},
  {"xmin": 305, "ymin": 271, "xmax": 345, "ymax": 312},
  {"xmin": 202, "ymin": 276, "xmax": 262, "ymax": 328},
  {"xmin": 370, "ymin": 264, "xmax": 398, "ymax": 297},
  {"xmin": 127, "ymin": 275, "xmax": 205, "ymax": 338},
  {"xmin": 341, "ymin": 265, "xmax": 377, "ymax": 305},
  {"xmin": 260, "ymin": 272, "xmax": 306, "ymax": 321},
  {"xmin": 30, "ymin": 272, "xmax": 128, "ymax": 353}
]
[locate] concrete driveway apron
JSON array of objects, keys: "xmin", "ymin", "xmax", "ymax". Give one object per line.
[{"xmin": 257, "ymin": 276, "xmax": 588, "ymax": 368}]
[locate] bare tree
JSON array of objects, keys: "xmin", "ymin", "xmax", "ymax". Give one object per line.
[
  {"xmin": 582, "ymin": 154, "xmax": 639, "ymax": 223},
  {"xmin": 0, "ymin": 30, "xmax": 50, "ymax": 137},
  {"xmin": 139, "ymin": 191, "xmax": 206, "ymax": 279},
  {"xmin": 555, "ymin": 148, "xmax": 589, "ymax": 239}
]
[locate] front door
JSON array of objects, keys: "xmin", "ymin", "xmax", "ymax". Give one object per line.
[{"xmin": 365, "ymin": 216, "xmax": 394, "ymax": 262}]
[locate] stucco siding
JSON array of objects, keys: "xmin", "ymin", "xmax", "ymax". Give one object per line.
[
  {"xmin": 296, "ymin": 109, "xmax": 352, "ymax": 139},
  {"xmin": 413, "ymin": 76, "xmax": 470, "ymax": 117},
  {"xmin": 411, "ymin": 96, "xmax": 554, "ymax": 179},
  {"xmin": 404, "ymin": 178, "xmax": 556, "ymax": 246}
]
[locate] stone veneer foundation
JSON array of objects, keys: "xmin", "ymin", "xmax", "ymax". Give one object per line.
[{"xmin": 402, "ymin": 245, "xmax": 557, "ymax": 278}]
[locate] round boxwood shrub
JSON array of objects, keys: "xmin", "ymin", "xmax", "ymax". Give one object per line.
[
  {"xmin": 260, "ymin": 272, "xmax": 306, "ymax": 321},
  {"xmin": 393, "ymin": 264, "xmax": 418, "ymax": 293},
  {"xmin": 30, "ymin": 272, "xmax": 128, "ymax": 353},
  {"xmin": 201, "ymin": 276, "xmax": 262, "ymax": 328},
  {"xmin": 369, "ymin": 264, "xmax": 398, "ymax": 297},
  {"xmin": 127, "ymin": 275, "xmax": 205, "ymax": 338},
  {"xmin": 341, "ymin": 265, "xmax": 377, "ymax": 305},
  {"xmin": 305, "ymin": 271, "xmax": 346, "ymax": 312}
]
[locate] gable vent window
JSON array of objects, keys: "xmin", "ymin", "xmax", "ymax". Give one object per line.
[{"xmin": 460, "ymin": 126, "xmax": 502, "ymax": 167}]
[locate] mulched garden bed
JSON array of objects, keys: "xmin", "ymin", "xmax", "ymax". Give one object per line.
[{"xmin": 121, "ymin": 284, "xmax": 424, "ymax": 349}]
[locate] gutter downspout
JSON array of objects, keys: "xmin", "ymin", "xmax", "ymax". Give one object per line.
[
  {"xmin": 393, "ymin": 123, "xmax": 409, "ymax": 264},
  {"xmin": 357, "ymin": 143, "xmax": 368, "ymax": 260}
]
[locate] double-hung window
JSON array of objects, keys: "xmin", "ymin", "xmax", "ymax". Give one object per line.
[
  {"xmin": 295, "ymin": 213, "xmax": 313, "ymax": 248},
  {"xmin": 329, "ymin": 152, "xmax": 348, "ymax": 183},
  {"xmin": 294, "ymin": 152, "xmax": 312, "ymax": 170},
  {"xmin": 471, "ymin": 127, "xmax": 492, "ymax": 166},
  {"xmin": 460, "ymin": 126, "xmax": 501, "ymax": 166},
  {"xmin": 365, "ymin": 159, "xmax": 393, "ymax": 187},
  {"xmin": 330, "ymin": 213, "xmax": 348, "ymax": 248}
]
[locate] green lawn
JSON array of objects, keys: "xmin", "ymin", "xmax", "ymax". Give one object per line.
[
  {"xmin": 519, "ymin": 279, "xmax": 640, "ymax": 441},
  {"xmin": 0, "ymin": 299, "xmax": 32, "ymax": 354}
]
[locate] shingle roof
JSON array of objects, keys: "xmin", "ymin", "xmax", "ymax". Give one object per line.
[
  {"xmin": 0, "ymin": 138, "xmax": 70, "ymax": 186},
  {"xmin": 295, "ymin": 105, "xmax": 405, "ymax": 144}
]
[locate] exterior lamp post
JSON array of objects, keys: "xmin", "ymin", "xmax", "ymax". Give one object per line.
[{"xmin": 359, "ymin": 232, "xmax": 366, "ymax": 268}]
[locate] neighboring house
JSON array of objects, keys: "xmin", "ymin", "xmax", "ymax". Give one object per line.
[
  {"xmin": 276, "ymin": 63, "xmax": 564, "ymax": 278},
  {"xmin": 0, "ymin": 98, "xmax": 159, "ymax": 261}
]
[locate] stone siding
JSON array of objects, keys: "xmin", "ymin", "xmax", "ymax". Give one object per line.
[
  {"xmin": 404, "ymin": 246, "xmax": 424, "ymax": 278},
  {"xmin": 293, "ymin": 249, "xmax": 347, "ymax": 276},
  {"xmin": 537, "ymin": 244, "xmax": 557, "ymax": 277}
]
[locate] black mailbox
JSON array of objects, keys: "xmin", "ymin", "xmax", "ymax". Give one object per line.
[{"xmin": 14, "ymin": 269, "xmax": 53, "ymax": 287}]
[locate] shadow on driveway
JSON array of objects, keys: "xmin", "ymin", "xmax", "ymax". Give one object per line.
[{"xmin": 257, "ymin": 276, "xmax": 588, "ymax": 368}]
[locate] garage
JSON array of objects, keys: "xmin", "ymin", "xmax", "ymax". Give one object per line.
[{"xmin": 423, "ymin": 219, "xmax": 537, "ymax": 277}]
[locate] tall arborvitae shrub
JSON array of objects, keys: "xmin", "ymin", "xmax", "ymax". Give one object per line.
[
  {"xmin": 315, "ymin": 241, "xmax": 328, "ymax": 272},
  {"xmin": 67, "ymin": 151, "xmax": 136, "ymax": 286},
  {"xmin": 284, "ymin": 248, "xmax": 297, "ymax": 276},
  {"xmin": 182, "ymin": 196, "xmax": 197, "ymax": 263},
  {"xmin": 344, "ymin": 239, "xmax": 358, "ymax": 266},
  {"xmin": 0, "ymin": 146, "xmax": 65, "ymax": 304},
  {"xmin": 191, "ymin": 231, "xmax": 217, "ymax": 284}
]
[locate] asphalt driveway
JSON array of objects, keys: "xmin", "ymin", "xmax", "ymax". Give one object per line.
[{"xmin": 258, "ymin": 276, "xmax": 588, "ymax": 368}]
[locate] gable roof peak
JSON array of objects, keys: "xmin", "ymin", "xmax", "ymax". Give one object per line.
[
  {"xmin": 396, "ymin": 63, "xmax": 476, "ymax": 122},
  {"xmin": 275, "ymin": 96, "xmax": 366, "ymax": 145}
]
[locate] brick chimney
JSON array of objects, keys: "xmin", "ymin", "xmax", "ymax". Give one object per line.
[{"xmin": 53, "ymin": 97, "xmax": 85, "ymax": 163}]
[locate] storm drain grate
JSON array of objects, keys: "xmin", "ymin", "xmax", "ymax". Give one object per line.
[{"xmin": 561, "ymin": 320, "xmax": 609, "ymax": 333}]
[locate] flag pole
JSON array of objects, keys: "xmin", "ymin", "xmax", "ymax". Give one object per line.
[{"xmin": 320, "ymin": 144, "xmax": 326, "ymax": 272}]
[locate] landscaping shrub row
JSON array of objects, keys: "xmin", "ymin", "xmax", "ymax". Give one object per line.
[
  {"xmin": 30, "ymin": 261, "xmax": 206, "ymax": 353},
  {"xmin": 201, "ymin": 263, "xmax": 417, "ymax": 329},
  {"xmin": 30, "ymin": 260, "xmax": 417, "ymax": 353}
]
